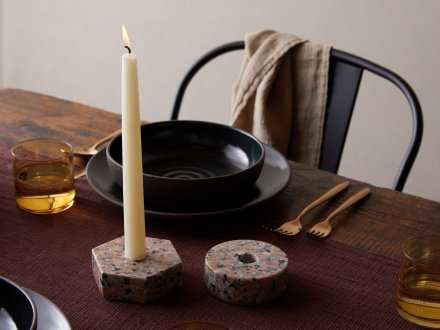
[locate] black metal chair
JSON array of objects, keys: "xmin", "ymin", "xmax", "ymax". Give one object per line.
[{"xmin": 171, "ymin": 41, "xmax": 423, "ymax": 191}]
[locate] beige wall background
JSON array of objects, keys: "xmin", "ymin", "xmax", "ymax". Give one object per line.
[{"xmin": 1, "ymin": 1, "xmax": 439, "ymax": 201}]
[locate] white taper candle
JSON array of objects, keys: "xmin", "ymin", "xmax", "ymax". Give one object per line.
[{"xmin": 121, "ymin": 24, "xmax": 146, "ymax": 260}]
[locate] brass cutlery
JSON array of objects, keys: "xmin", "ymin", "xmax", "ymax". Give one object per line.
[
  {"xmin": 307, "ymin": 187, "xmax": 371, "ymax": 238},
  {"xmin": 74, "ymin": 128, "xmax": 122, "ymax": 157},
  {"xmin": 73, "ymin": 156, "xmax": 89, "ymax": 179},
  {"xmin": 73, "ymin": 129, "xmax": 121, "ymax": 179},
  {"xmin": 274, "ymin": 181, "xmax": 350, "ymax": 236}
]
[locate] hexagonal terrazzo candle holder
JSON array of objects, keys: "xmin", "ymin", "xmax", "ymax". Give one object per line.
[{"xmin": 92, "ymin": 236, "xmax": 183, "ymax": 304}]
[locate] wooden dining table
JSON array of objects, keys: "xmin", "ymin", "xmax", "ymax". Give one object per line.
[{"xmin": 0, "ymin": 88, "xmax": 437, "ymax": 329}]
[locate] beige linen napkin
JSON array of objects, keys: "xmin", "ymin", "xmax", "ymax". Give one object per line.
[{"xmin": 231, "ymin": 30, "xmax": 331, "ymax": 167}]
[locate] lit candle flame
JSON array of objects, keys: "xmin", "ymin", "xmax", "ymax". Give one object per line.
[{"xmin": 122, "ymin": 24, "xmax": 131, "ymax": 52}]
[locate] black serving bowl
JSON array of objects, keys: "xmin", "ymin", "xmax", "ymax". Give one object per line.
[
  {"xmin": 106, "ymin": 121, "xmax": 265, "ymax": 209},
  {"xmin": 0, "ymin": 277, "xmax": 37, "ymax": 330}
]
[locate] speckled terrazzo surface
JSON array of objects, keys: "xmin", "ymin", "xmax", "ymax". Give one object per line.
[
  {"xmin": 92, "ymin": 236, "xmax": 183, "ymax": 303},
  {"xmin": 204, "ymin": 239, "xmax": 288, "ymax": 305}
]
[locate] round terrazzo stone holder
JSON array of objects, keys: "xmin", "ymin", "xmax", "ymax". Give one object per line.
[
  {"xmin": 92, "ymin": 236, "xmax": 183, "ymax": 304},
  {"xmin": 204, "ymin": 239, "xmax": 288, "ymax": 305}
]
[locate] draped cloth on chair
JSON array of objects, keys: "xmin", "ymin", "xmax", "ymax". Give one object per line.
[{"xmin": 231, "ymin": 30, "xmax": 331, "ymax": 167}]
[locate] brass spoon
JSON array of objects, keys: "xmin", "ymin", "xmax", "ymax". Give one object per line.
[
  {"xmin": 73, "ymin": 128, "xmax": 121, "ymax": 156},
  {"xmin": 73, "ymin": 156, "xmax": 88, "ymax": 179},
  {"xmin": 73, "ymin": 128, "xmax": 121, "ymax": 178}
]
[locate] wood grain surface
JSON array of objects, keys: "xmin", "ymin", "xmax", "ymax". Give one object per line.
[
  {"xmin": 1, "ymin": 88, "xmax": 439, "ymax": 260},
  {"xmin": 0, "ymin": 88, "xmax": 121, "ymax": 148}
]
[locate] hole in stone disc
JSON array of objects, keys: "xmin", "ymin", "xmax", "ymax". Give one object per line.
[{"xmin": 238, "ymin": 253, "xmax": 256, "ymax": 264}]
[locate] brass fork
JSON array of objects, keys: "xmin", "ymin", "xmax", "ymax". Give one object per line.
[
  {"xmin": 274, "ymin": 181, "xmax": 350, "ymax": 236},
  {"xmin": 307, "ymin": 187, "xmax": 371, "ymax": 238}
]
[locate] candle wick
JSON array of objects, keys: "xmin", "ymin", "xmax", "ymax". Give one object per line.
[{"xmin": 124, "ymin": 46, "xmax": 131, "ymax": 54}]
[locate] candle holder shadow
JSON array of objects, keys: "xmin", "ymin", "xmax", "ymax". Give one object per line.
[{"xmin": 92, "ymin": 236, "xmax": 183, "ymax": 303}]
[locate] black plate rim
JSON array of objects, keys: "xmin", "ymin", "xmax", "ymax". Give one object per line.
[
  {"xmin": 0, "ymin": 277, "xmax": 71, "ymax": 330},
  {"xmin": 0, "ymin": 276, "xmax": 37, "ymax": 329},
  {"xmin": 25, "ymin": 288, "xmax": 72, "ymax": 330},
  {"xmin": 86, "ymin": 144, "xmax": 291, "ymax": 218}
]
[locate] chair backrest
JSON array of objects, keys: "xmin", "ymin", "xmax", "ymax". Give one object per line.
[{"xmin": 171, "ymin": 41, "xmax": 423, "ymax": 191}]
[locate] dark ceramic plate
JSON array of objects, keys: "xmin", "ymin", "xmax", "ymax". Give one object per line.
[
  {"xmin": 0, "ymin": 277, "xmax": 71, "ymax": 330},
  {"xmin": 87, "ymin": 144, "xmax": 290, "ymax": 218},
  {"xmin": 26, "ymin": 289, "xmax": 71, "ymax": 330},
  {"xmin": 106, "ymin": 121, "xmax": 265, "ymax": 208},
  {"xmin": 0, "ymin": 277, "xmax": 36, "ymax": 329}
]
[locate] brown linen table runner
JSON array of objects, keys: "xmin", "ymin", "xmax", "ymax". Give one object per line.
[{"xmin": 0, "ymin": 143, "xmax": 417, "ymax": 329}]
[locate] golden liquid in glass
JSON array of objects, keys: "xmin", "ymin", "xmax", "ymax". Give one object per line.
[
  {"xmin": 397, "ymin": 271, "xmax": 440, "ymax": 328},
  {"xmin": 15, "ymin": 163, "xmax": 75, "ymax": 214}
]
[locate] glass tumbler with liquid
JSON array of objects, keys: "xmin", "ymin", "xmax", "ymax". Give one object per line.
[
  {"xmin": 12, "ymin": 138, "xmax": 75, "ymax": 214},
  {"xmin": 396, "ymin": 236, "xmax": 440, "ymax": 328}
]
